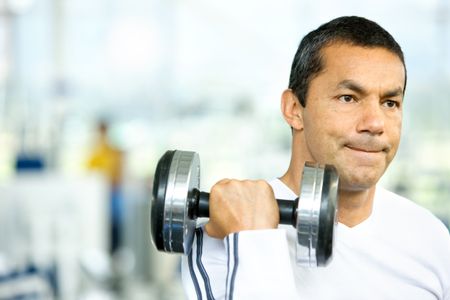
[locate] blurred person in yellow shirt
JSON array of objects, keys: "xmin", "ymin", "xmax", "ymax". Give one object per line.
[{"xmin": 87, "ymin": 121, "xmax": 124, "ymax": 254}]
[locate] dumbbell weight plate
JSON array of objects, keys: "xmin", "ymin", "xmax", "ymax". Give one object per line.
[
  {"xmin": 151, "ymin": 150, "xmax": 199, "ymax": 254},
  {"xmin": 296, "ymin": 163, "xmax": 338, "ymax": 267}
]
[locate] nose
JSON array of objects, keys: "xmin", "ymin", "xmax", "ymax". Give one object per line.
[{"xmin": 356, "ymin": 101, "xmax": 384, "ymax": 135}]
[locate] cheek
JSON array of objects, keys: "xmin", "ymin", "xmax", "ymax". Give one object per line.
[
  {"xmin": 388, "ymin": 129, "xmax": 402, "ymax": 162},
  {"xmin": 389, "ymin": 117, "xmax": 403, "ymax": 149},
  {"xmin": 302, "ymin": 116, "xmax": 342, "ymax": 159}
]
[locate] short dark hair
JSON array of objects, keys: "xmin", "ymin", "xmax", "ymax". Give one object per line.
[{"xmin": 288, "ymin": 16, "xmax": 407, "ymax": 107}]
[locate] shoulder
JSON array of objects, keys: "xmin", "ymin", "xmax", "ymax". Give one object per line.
[
  {"xmin": 375, "ymin": 187, "xmax": 450, "ymax": 242},
  {"xmin": 376, "ymin": 187, "xmax": 438, "ymax": 219}
]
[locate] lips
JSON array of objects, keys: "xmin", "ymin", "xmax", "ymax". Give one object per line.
[
  {"xmin": 344, "ymin": 142, "xmax": 389, "ymax": 153},
  {"xmin": 345, "ymin": 145, "xmax": 383, "ymax": 153}
]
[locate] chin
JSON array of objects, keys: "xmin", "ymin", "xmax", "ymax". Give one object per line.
[
  {"xmin": 339, "ymin": 182, "xmax": 376, "ymax": 192},
  {"xmin": 337, "ymin": 170, "xmax": 382, "ymax": 192}
]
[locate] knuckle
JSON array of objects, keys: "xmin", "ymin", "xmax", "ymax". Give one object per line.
[
  {"xmin": 210, "ymin": 182, "xmax": 225, "ymax": 199},
  {"xmin": 239, "ymin": 179, "xmax": 249, "ymax": 187},
  {"xmin": 210, "ymin": 183, "xmax": 219, "ymax": 195},
  {"xmin": 227, "ymin": 179, "xmax": 243, "ymax": 189},
  {"xmin": 217, "ymin": 178, "xmax": 230, "ymax": 185},
  {"xmin": 256, "ymin": 179, "xmax": 269, "ymax": 189},
  {"xmin": 212, "ymin": 178, "xmax": 229, "ymax": 190},
  {"xmin": 256, "ymin": 179, "xmax": 267, "ymax": 186}
]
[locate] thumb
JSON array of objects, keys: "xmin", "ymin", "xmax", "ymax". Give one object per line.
[{"xmin": 204, "ymin": 222, "xmax": 225, "ymax": 239}]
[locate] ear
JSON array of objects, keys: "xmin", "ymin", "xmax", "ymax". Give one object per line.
[{"xmin": 281, "ymin": 89, "xmax": 304, "ymax": 130}]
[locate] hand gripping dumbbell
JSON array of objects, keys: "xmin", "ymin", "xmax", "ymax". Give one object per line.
[{"xmin": 150, "ymin": 150, "xmax": 339, "ymax": 267}]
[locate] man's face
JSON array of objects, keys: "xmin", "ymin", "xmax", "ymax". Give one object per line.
[{"xmin": 300, "ymin": 43, "xmax": 405, "ymax": 191}]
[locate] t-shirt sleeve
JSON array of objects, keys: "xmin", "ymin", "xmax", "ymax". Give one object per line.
[{"xmin": 181, "ymin": 227, "xmax": 297, "ymax": 300}]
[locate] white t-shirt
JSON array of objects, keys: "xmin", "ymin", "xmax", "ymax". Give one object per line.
[{"xmin": 181, "ymin": 179, "xmax": 450, "ymax": 300}]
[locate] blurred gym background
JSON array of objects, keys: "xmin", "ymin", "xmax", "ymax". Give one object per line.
[{"xmin": 0, "ymin": 0, "xmax": 449, "ymax": 299}]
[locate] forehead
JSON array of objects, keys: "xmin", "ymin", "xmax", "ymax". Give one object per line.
[{"xmin": 317, "ymin": 43, "xmax": 406, "ymax": 91}]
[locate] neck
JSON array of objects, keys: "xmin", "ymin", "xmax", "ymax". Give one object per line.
[
  {"xmin": 336, "ymin": 187, "xmax": 375, "ymax": 227},
  {"xmin": 279, "ymin": 132, "xmax": 307, "ymax": 196}
]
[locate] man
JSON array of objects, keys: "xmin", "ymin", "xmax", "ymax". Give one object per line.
[{"xmin": 181, "ymin": 16, "xmax": 450, "ymax": 299}]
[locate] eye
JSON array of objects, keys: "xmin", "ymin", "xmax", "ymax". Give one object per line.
[
  {"xmin": 383, "ymin": 100, "xmax": 400, "ymax": 108},
  {"xmin": 338, "ymin": 95, "xmax": 355, "ymax": 103}
]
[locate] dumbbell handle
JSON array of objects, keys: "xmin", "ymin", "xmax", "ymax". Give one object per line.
[{"xmin": 190, "ymin": 189, "xmax": 299, "ymax": 227}]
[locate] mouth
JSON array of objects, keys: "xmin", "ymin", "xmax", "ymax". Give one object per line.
[{"xmin": 344, "ymin": 144, "xmax": 388, "ymax": 153}]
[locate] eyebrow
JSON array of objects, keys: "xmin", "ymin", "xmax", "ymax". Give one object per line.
[{"xmin": 337, "ymin": 79, "xmax": 404, "ymax": 99}]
